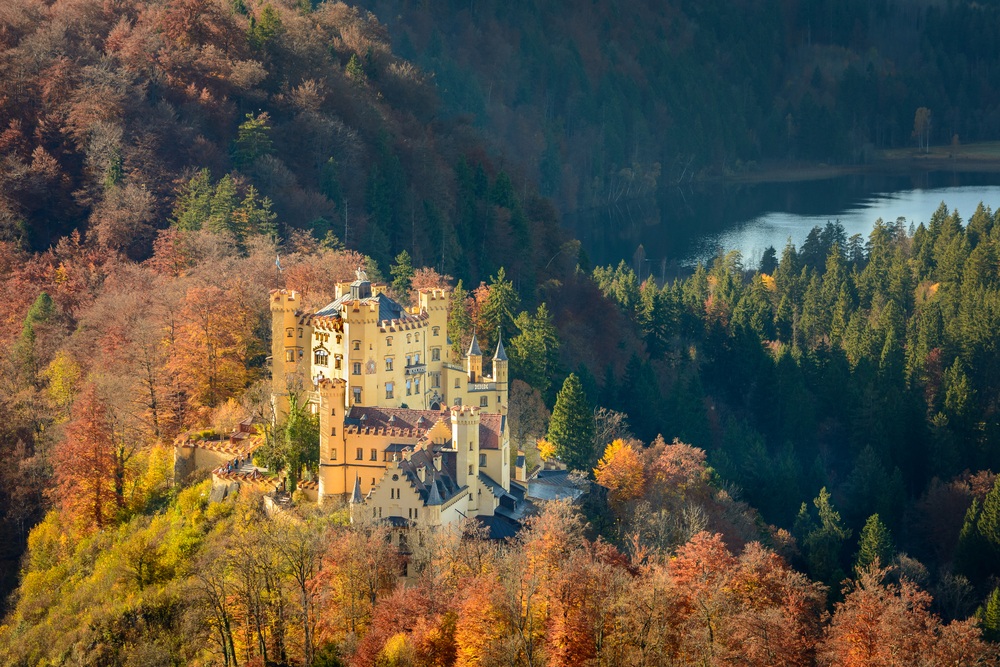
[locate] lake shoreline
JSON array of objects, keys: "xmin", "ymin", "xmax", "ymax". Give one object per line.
[{"xmin": 714, "ymin": 142, "xmax": 1000, "ymax": 185}]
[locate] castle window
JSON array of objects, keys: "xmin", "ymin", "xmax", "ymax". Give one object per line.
[
  {"xmin": 356, "ymin": 448, "xmax": 363, "ymax": 460},
  {"xmin": 480, "ymin": 396, "xmax": 488, "ymax": 407},
  {"xmin": 315, "ymin": 349, "xmax": 329, "ymax": 366},
  {"xmin": 415, "ymin": 333, "xmax": 419, "ymax": 342},
  {"xmin": 330, "ymin": 427, "xmax": 336, "ymax": 436},
  {"xmin": 480, "ymin": 454, "xmax": 486, "ymax": 466},
  {"xmin": 298, "ymin": 350, "xmax": 304, "ymax": 360},
  {"xmin": 407, "ymin": 334, "xmax": 411, "ymax": 343},
  {"xmin": 454, "ymin": 397, "xmax": 462, "ymax": 406},
  {"xmin": 415, "ymin": 378, "xmax": 420, "ymax": 394},
  {"xmin": 286, "ymin": 328, "xmax": 294, "ymax": 338},
  {"xmin": 431, "ymin": 348, "xmax": 440, "ymax": 361},
  {"xmin": 432, "ymin": 327, "xmax": 440, "ymax": 336},
  {"xmin": 399, "ymin": 533, "xmax": 408, "ymax": 550},
  {"xmin": 335, "ymin": 356, "xmax": 342, "ymax": 370},
  {"xmin": 406, "ymin": 355, "xmax": 411, "ymax": 366},
  {"xmin": 331, "ymin": 408, "xmax": 335, "ymax": 416},
  {"xmin": 454, "ymin": 378, "xmax": 460, "ymax": 388},
  {"xmin": 469, "ymin": 465, "xmax": 473, "ymax": 475},
  {"xmin": 385, "ymin": 382, "xmax": 394, "ymax": 399},
  {"xmin": 371, "ymin": 448, "xmax": 378, "ymax": 461},
  {"xmin": 332, "ymin": 449, "xmax": 337, "ymax": 460},
  {"xmin": 415, "ymin": 353, "xmax": 420, "ymax": 364},
  {"xmin": 469, "ymin": 441, "xmax": 473, "ymax": 451},
  {"xmin": 353, "ymin": 340, "xmax": 360, "ymax": 350},
  {"xmin": 298, "ymin": 328, "xmax": 303, "ymax": 338},
  {"xmin": 353, "ymin": 362, "xmax": 361, "ymax": 375},
  {"xmin": 406, "ymin": 380, "xmax": 412, "ymax": 396},
  {"xmin": 431, "ymin": 374, "xmax": 440, "ymax": 388},
  {"xmin": 353, "ymin": 387, "xmax": 361, "ymax": 404},
  {"xmin": 386, "ymin": 337, "xmax": 393, "ymax": 346},
  {"xmin": 286, "ymin": 350, "xmax": 295, "ymax": 362},
  {"xmin": 385, "ymin": 358, "xmax": 393, "ymax": 371}
]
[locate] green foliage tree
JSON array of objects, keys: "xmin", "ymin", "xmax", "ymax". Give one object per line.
[
  {"xmin": 509, "ymin": 303, "xmax": 559, "ymax": 396},
  {"xmin": 172, "ymin": 169, "xmax": 213, "ymax": 231},
  {"xmin": 346, "ymin": 53, "xmax": 366, "ymax": 85},
  {"xmin": 250, "ymin": 3, "xmax": 283, "ymax": 50},
  {"xmin": 390, "ymin": 250, "xmax": 415, "ymax": 303},
  {"xmin": 548, "ymin": 373, "xmax": 595, "ymax": 472},
  {"xmin": 232, "ymin": 113, "xmax": 274, "ymax": 169},
  {"xmin": 795, "ymin": 487, "xmax": 852, "ymax": 585},
  {"xmin": 855, "ymin": 514, "xmax": 894, "ymax": 572},
  {"xmin": 481, "ymin": 267, "xmax": 519, "ymax": 342},
  {"xmin": 448, "ymin": 280, "xmax": 473, "ymax": 357}
]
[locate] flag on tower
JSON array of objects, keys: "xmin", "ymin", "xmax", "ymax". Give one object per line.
[{"xmin": 275, "ymin": 254, "xmax": 283, "ymax": 272}]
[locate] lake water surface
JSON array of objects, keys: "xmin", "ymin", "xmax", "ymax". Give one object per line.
[{"xmin": 564, "ymin": 171, "xmax": 1000, "ymax": 276}]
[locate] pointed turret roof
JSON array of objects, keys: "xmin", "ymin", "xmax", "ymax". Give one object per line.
[
  {"xmin": 467, "ymin": 334, "xmax": 482, "ymax": 356},
  {"xmin": 351, "ymin": 475, "xmax": 363, "ymax": 504},
  {"xmin": 426, "ymin": 476, "xmax": 443, "ymax": 506},
  {"xmin": 494, "ymin": 336, "xmax": 508, "ymax": 361}
]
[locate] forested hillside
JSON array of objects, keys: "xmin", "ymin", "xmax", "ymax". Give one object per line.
[
  {"xmin": 357, "ymin": 0, "xmax": 1000, "ymax": 210},
  {"xmin": 0, "ymin": 0, "xmax": 564, "ymax": 290}
]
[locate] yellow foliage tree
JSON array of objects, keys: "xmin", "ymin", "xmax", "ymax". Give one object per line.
[
  {"xmin": 594, "ymin": 439, "xmax": 646, "ymax": 512},
  {"xmin": 537, "ymin": 437, "xmax": 556, "ymax": 462},
  {"xmin": 42, "ymin": 350, "xmax": 83, "ymax": 422}
]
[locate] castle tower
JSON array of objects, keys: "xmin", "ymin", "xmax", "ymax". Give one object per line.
[
  {"xmin": 493, "ymin": 336, "xmax": 509, "ymax": 415},
  {"xmin": 318, "ymin": 378, "xmax": 347, "ymax": 502},
  {"xmin": 451, "ymin": 405, "xmax": 480, "ymax": 512},
  {"xmin": 349, "ymin": 475, "xmax": 364, "ymax": 522},
  {"xmin": 466, "ymin": 335, "xmax": 483, "ymax": 382},
  {"xmin": 270, "ymin": 289, "xmax": 302, "ymax": 417}
]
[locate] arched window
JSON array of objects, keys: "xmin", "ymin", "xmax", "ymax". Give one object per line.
[
  {"xmin": 407, "ymin": 334, "xmax": 411, "ymax": 343},
  {"xmin": 432, "ymin": 327, "xmax": 440, "ymax": 336},
  {"xmin": 353, "ymin": 340, "xmax": 360, "ymax": 350},
  {"xmin": 314, "ymin": 349, "xmax": 329, "ymax": 366},
  {"xmin": 415, "ymin": 333, "xmax": 419, "ymax": 342},
  {"xmin": 386, "ymin": 337, "xmax": 393, "ymax": 346},
  {"xmin": 286, "ymin": 328, "xmax": 294, "ymax": 338}
]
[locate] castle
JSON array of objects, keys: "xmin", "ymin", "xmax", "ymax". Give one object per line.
[{"xmin": 269, "ymin": 271, "xmax": 525, "ymax": 534}]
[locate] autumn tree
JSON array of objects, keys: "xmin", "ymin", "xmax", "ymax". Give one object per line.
[{"xmin": 594, "ymin": 439, "xmax": 646, "ymax": 514}]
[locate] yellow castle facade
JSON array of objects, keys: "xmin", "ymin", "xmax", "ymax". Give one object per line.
[{"xmin": 268, "ymin": 272, "xmax": 523, "ymax": 534}]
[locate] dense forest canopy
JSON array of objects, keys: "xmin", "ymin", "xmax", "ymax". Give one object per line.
[
  {"xmin": 4, "ymin": 0, "xmax": 1000, "ymax": 664},
  {"xmin": 357, "ymin": 0, "xmax": 1000, "ymax": 210}
]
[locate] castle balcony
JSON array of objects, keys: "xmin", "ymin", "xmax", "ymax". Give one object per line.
[
  {"xmin": 441, "ymin": 362, "xmax": 464, "ymax": 372},
  {"xmin": 405, "ymin": 363, "xmax": 426, "ymax": 375},
  {"xmin": 468, "ymin": 382, "xmax": 497, "ymax": 392}
]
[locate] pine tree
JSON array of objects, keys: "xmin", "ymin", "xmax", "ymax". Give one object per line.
[
  {"xmin": 481, "ymin": 267, "xmax": 519, "ymax": 342},
  {"xmin": 207, "ymin": 174, "xmax": 238, "ymax": 235},
  {"xmin": 390, "ymin": 250, "xmax": 415, "ymax": 303},
  {"xmin": 250, "ymin": 3, "xmax": 283, "ymax": 50},
  {"xmin": 447, "ymin": 280, "xmax": 473, "ymax": 357},
  {"xmin": 548, "ymin": 374, "xmax": 595, "ymax": 472},
  {"xmin": 346, "ymin": 53, "xmax": 366, "ymax": 85},
  {"xmin": 232, "ymin": 113, "xmax": 274, "ymax": 169},
  {"xmin": 855, "ymin": 514, "xmax": 894, "ymax": 572},
  {"xmin": 510, "ymin": 304, "xmax": 559, "ymax": 396},
  {"xmin": 979, "ymin": 586, "xmax": 1000, "ymax": 642},
  {"xmin": 171, "ymin": 169, "xmax": 213, "ymax": 230},
  {"xmin": 978, "ymin": 477, "xmax": 1000, "ymax": 567},
  {"xmin": 955, "ymin": 498, "xmax": 985, "ymax": 582}
]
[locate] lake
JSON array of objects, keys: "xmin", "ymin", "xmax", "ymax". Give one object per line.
[{"xmin": 564, "ymin": 171, "xmax": 1000, "ymax": 280}]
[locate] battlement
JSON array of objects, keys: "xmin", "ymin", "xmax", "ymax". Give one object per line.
[
  {"xmin": 343, "ymin": 425, "xmax": 428, "ymax": 438},
  {"xmin": 269, "ymin": 289, "xmax": 300, "ymax": 311}
]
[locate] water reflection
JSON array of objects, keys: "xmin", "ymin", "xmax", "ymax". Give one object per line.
[{"xmin": 563, "ymin": 171, "xmax": 1000, "ymax": 271}]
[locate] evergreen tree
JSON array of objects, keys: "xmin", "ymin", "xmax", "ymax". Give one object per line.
[
  {"xmin": 978, "ymin": 586, "xmax": 1000, "ymax": 642},
  {"xmin": 390, "ymin": 250, "xmax": 415, "ymax": 303},
  {"xmin": 855, "ymin": 513, "xmax": 894, "ymax": 572},
  {"xmin": 171, "ymin": 169, "xmax": 213, "ymax": 230},
  {"xmin": 104, "ymin": 146, "xmax": 123, "ymax": 190},
  {"xmin": 978, "ymin": 477, "xmax": 1000, "ymax": 569},
  {"xmin": 759, "ymin": 245, "xmax": 778, "ymax": 275},
  {"xmin": 250, "ymin": 3, "xmax": 283, "ymax": 50},
  {"xmin": 955, "ymin": 498, "xmax": 986, "ymax": 582},
  {"xmin": 509, "ymin": 304, "xmax": 559, "ymax": 396},
  {"xmin": 799, "ymin": 487, "xmax": 852, "ymax": 585},
  {"xmin": 207, "ymin": 174, "xmax": 238, "ymax": 235},
  {"xmin": 232, "ymin": 113, "xmax": 274, "ymax": 169},
  {"xmin": 575, "ymin": 363, "xmax": 598, "ymax": 408},
  {"xmin": 481, "ymin": 267, "xmax": 519, "ymax": 342},
  {"xmin": 548, "ymin": 373, "xmax": 595, "ymax": 472},
  {"xmin": 346, "ymin": 53, "xmax": 366, "ymax": 85},
  {"xmin": 447, "ymin": 280, "xmax": 473, "ymax": 357},
  {"xmin": 599, "ymin": 363, "xmax": 618, "ymax": 410}
]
